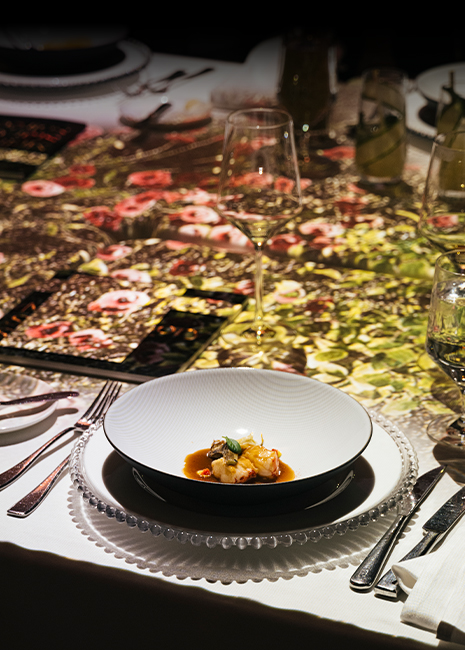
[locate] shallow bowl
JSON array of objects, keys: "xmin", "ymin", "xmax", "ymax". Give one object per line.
[{"xmin": 103, "ymin": 368, "xmax": 372, "ymax": 507}]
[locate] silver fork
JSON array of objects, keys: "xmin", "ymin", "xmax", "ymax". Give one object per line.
[
  {"xmin": 6, "ymin": 380, "xmax": 122, "ymax": 517},
  {"xmin": 0, "ymin": 380, "xmax": 121, "ymax": 491}
]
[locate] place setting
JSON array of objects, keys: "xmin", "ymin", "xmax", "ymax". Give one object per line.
[{"xmin": 67, "ymin": 367, "xmax": 419, "ymax": 583}]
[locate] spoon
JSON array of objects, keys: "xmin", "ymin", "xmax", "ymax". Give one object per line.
[{"xmin": 0, "ymin": 390, "xmax": 79, "ymax": 407}]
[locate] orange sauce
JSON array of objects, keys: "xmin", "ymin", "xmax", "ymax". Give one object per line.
[{"xmin": 183, "ymin": 448, "xmax": 295, "ymax": 483}]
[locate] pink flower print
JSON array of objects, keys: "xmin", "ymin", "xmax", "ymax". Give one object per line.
[
  {"xmin": 181, "ymin": 188, "xmax": 216, "ymax": 205},
  {"xmin": 165, "ymin": 240, "xmax": 190, "ymax": 250},
  {"xmin": 269, "ymin": 233, "xmax": 305, "ymax": 252},
  {"xmin": 168, "ymin": 259, "xmax": 205, "ymax": 276},
  {"xmin": 427, "ymin": 214, "xmax": 459, "ymax": 228},
  {"xmin": 176, "ymin": 205, "xmax": 221, "ymax": 224},
  {"xmin": 83, "ymin": 206, "xmax": 123, "ymax": 232},
  {"xmin": 114, "ymin": 191, "xmax": 159, "ymax": 217},
  {"xmin": 335, "ymin": 195, "xmax": 368, "ymax": 216},
  {"xmin": 110, "ymin": 268, "xmax": 152, "ymax": 283},
  {"xmin": 97, "ymin": 244, "xmax": 132, "ymax": 261},
  {"xmin": 68, "ymin": 329, "xmax": 113, "ymax": 351},
  {"xmin": 322, "ymin": 145, "xmax": 354, "ymax": 160},
  {"xmin": 128, "ymin": 170, "xmax": 173, "ymax": 187},
  {"xmin": 208, "ymin": 224, "xmax": 251, "ymax": 248},
  {"xmin": 25, "ymin": 321, "xmax": 72, "ymax": 339},
  {"xmin": 234, "ymin": 171, "xmax": 273, "ymax": 188},
  {"xmin": 299, "ymin": 221, "xmax": 345, "ymax": 238},
  {"xmin": 178, "ymin": 224, "xmax": 211, "ymax": 238},
  {"xmin": 274, "ymin": 176, "xmax": 295, "ymax": 192},
  {"xmin": 21, "ymin": 180, "xmax": 65, "ymax": 197},
  {"xmin": 87, "ymin": 290, "xmax": 150, "ymax": 315}
]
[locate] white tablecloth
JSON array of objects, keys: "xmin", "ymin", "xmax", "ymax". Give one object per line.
[
  {"xmin": 0, "ymin": 376, "xmax": 462, "ymax": 649},
  {"xmin": 0, "ymin": 46, "xmax": 457, "ymax": 648}
]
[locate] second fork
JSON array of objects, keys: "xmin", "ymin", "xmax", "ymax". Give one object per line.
[
  {"xmin": 0, "ymin": 380, "xmax": 121, "ymax": 491},
  {"xmin": 7, "ymin": 383, "xmax": 122, "ymax": 517}
]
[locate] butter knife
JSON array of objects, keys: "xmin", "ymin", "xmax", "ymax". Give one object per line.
[
  {"xmin": 375, "ymin": 483, "xmax": 465, "ymax": 598},
  {"xmin": 0, "ymin": 390, "xmax": 78, "ymax": 407},
  {"xmin": 350, "ymin": 465, "xmax": 446, "ymax": 591}
]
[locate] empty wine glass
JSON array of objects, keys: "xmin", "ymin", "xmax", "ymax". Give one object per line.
[
  {"xmin": 419, "ymin": 130, "xmax": 465, "ymax": 251},
  {"xmin": 217, "ymin": 108, "xmax": 302, "ymax": 348},
  {"xmin": 426, "ymin": 249, "xmax": 465, "ymax": 445}
]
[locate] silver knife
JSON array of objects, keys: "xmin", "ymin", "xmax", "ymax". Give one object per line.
[
  {"xmin": 0, "ymin": 390, "xmax": 79, "ymax": 407},
  {"xmin": 375, "ymin": 483, "xmax": 465, "ymax": 598},
  {"xmin": 350, "ymin": 465, "xmax": 446, "ymax": 591}
]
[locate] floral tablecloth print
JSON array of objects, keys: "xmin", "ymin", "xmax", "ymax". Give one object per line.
[{"xmin": 0, "ymin": 116, "xmax": 452, "ymax": 428}]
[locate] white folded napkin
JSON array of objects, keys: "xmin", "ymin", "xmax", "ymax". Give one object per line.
[{"xmin": 392, "ymin": 518, "xmax": 465, "ymax": 645}]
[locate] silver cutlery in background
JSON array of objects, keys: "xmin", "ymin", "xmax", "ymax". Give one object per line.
[
  {"xmin": 127, "ymin": 66, "xmax": 214, "ymax": 96},
  {"xmin": 0, "ymin": 390, "xmax": 79, "ymax": 407},
  {"xmin": 350, "ymin": 465, "xmax": 446, "ymax": 591},
  {"xmin": 6, "ymin": 381, "xmax": 122, "ymax": 517},
  {"xmin": 0, "ymin": 381, "xmax": 121, "ymax": 491},
  {"xmin": 374, "ymin": 483, "xmax": 465, "ymax": 598}
]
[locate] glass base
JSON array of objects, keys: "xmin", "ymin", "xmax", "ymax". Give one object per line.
[
  {"xmin": 427, "ymin": 414, "xmax": 465, "ymax": 447},
  {"xmin": 219, "ymin": 319, "xmax": 297, "ymax": 366},
  {"xmin": 358, "ymin": 173, "xmax": 403, "ymax": 185}
]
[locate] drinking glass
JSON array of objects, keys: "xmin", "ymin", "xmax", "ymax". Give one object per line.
[
  {"xmin": 426, "ymin": 249, "xmax": 465, "ymax": 445},
  {"xmin": 419, "ymin": 130, "xmax": 465, "ymax": 251},
  {"xmin": 355, "ymin": 68, "xmax": 407, "ymax": 184},
  {"xmin": 217, "ymin": 108, "xmax": 302, "ymax": 347}
]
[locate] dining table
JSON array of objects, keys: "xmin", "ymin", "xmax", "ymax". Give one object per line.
[{"xmin": 1, "ymin": 34, "xmax": 465, "ymax": 649}]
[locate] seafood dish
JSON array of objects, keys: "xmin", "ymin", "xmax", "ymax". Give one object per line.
[{"xmin": 184, "ymin": 434, "xmax": 294, "ymax": 484}]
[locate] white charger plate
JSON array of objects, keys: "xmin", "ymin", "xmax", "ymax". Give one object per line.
[
  {"xmin": 70, "ymin": 410, "xmax": 417, "ymax": 559},
  {"xmin": 0, "ymin": 372, "xmax": 56, "ymax": 432},
  {"xmin": 0, "ymin": 40, "xmax": 150, "ymax": 89}
]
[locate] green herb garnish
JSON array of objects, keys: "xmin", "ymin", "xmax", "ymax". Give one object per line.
[{"xmin": 223, "ymin": 436, "xmax": 242, "ymax": 454}]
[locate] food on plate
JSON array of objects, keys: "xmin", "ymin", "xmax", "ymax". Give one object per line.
[{"xmin": 183, "ymin": 434, "xmax": 294, "ymax": 484}]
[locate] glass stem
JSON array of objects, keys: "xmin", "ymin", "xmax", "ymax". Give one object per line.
[
  {"xmin": 253, "ymin": 242, "xmax": 264, "ymax": 335},
  {"xmin": 458, "ymin": 388, "xmax": 465, "ymax": 440},
  {"xmin": 446, "ymin": 387, "xmax": 465, "ymax": 445}
]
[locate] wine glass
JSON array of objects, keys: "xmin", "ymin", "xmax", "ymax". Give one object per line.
[
  {"xmin": 419, "ymin": 130, "xmax": 465, "ymax": 251},
  {"xmin": 426, "ymin": 249, "xmax": 465, "ymax": 446},
  {"xmin": 217, "ymin": 108, "xmax": 302, "ymax": 348}
]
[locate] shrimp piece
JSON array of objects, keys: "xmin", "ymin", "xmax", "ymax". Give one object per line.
[
  {"xmin": 211, "ymin": 455, "xmax": 257, "ymax": 484},
  {"xmin": 242, "ymin": 445, "xmax": 280, "ymax": 479}
]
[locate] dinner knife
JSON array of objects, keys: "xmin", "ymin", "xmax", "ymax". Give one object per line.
[
  {"xmin": 350, "ymin": 465, "xmax": 446, "ymax": 591},
  {"xmin": 374, "ymin": 483, "xmax": 465, "ymax": 598},
  {"xmin": 0, "ymin": 390, "xmax": 79, "ymax": 407}
]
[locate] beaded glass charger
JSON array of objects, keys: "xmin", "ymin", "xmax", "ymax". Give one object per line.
[{"xmin": 70, "ymin": 410, "xmax": 417, "ymax": 578}]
